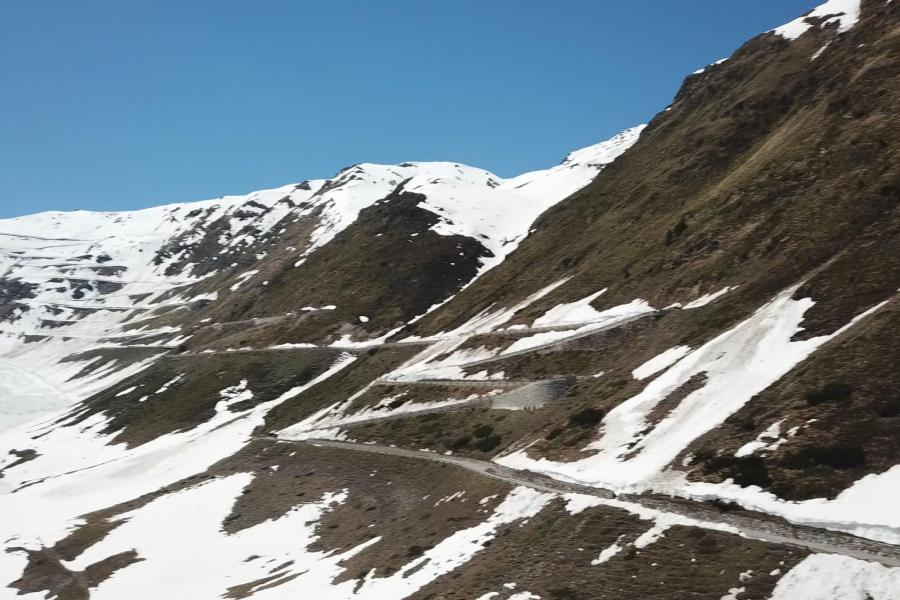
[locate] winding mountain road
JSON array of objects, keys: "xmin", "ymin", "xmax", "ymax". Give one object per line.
[{"xmin": 267, "ymin": 436, "xmax": 900, "ymax": 569}]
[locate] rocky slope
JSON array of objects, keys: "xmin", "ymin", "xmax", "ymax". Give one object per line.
[{"xmin": 1, "ymin": 1, "xmax": 899, "ymax": 598}]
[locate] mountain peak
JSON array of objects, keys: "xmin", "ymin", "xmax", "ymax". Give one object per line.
[{"xmin": 772, "ymin": 0, "xmax": 862, "ymax": 39}]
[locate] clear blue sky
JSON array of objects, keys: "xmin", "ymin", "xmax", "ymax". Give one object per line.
[{"xmin": 1, "ymin": 1, "xmax": 817, "ymax": 218}]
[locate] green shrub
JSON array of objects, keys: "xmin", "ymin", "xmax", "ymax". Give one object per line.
[
  {"xmin": 387, "ymin": 397, "xmax": 407, "ymax": 409},
  {"xmin": 805, "ymin": 382, "xmax": 852, "ymax": 405},
  {"xmin": 549, "ymin": 587, "xmax": 579, "ymax": 600},
  {"xmin": 781, "ymin": 443, "xmax": 866, "ymax": 470},
  {"xmin": 445, "ymin": 434, "xmax": 471, "ymax": 451},
  {"xmin": 664, "ymin": 216, "xmax": 688, "ymax": 245},
  {"xmin": 406, "ymin": 545, "xmax": 429, "ymax": 557},
  {"xmin": 473, "ymin": 435, "xmax": 502, "ymax": 452},
  {"xmin": 876, "ymin": 396, "xmax": 900, "ymax": 417},
  {"xmin": 696, "ymin": 534, "xmax": 719, "ymax": 554},
  {"xmin": 568, "ymin": 407, "xmax": 604, "ymax": 428},
  {"xmin": 545, "ymin": 426, "xmax": 564, "ymax": 441},
  {"xmin": 472, "ymin": 424, "xmax": 494, "ymax": 438},
  {"xmin": 702, "ymin": 454, "xmax": 771, "ymax": 487}
]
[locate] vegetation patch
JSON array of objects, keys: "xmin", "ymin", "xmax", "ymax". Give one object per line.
[
  {"xmin": 804, "ymin": 381, "xmax": 852, "ymax": 405},
  {"xmin": 568, "ymin": 407, "xmax": 604, "ymax": 428}
]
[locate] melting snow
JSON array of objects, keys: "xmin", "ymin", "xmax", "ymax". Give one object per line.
[
  {"xmin": 0, "ymin": 353, "xmax": 358, "ymax": 586},
  {"xmin": 632, "ymin": 346, "xmax": 692, "ymax": 380},
  {"xmin": 215, "ymin": 379, "xmax": 253, "ymax": 412},
  {"xmin": 812, "ymin": 41, "xmax": 832, "ymax": 60},
  {"xmin": 64, "ymin": 475, "xmax": 363, "ymax": 600},
  {"xmin": 682, "ymin": 286, "xmax": 735, "ymax": 309},
  {"xmin": 532, "ymin": 288, "xmax": 608, "ymax": 327},
  {"xmin": 229, "ymin": 269, "xmax": 260, "ymax": 291},
  {"xmin": 499, "ymin": 288, "xmax": 894, "ymax": 540},
  {"xmin": 503, "ymin": 299, "xmax": 655, "ymax": 356},
  {"xmin": 418, "ymin": 127, "xmax": 644, "ymax": 276},
  {"xmin": 772, "ymin": 0, "xmax": 862, "ymax": 40},
  {"xmin": 0, "ymin": 359, "xmax": 73, "ymax": 430},
  {"xmin": 279, "ymin": 390, "xmax": 483, "ymax": 440},
  {"xmin": 770, "ymin": 554, "xmax": 900, "ymax": 599},
  {"xmin": 735, "ymin": 420, "xmax": 784, "ymax": 457},
  {"xmin": 692, "ymin": 57, "xmax": 729, "ymax": 75},
  {"xmin": 592, "ymin": 541, "xmax": 623, "ymax": 565},
  {"xmin": 350, "ymin": 486, "xmax": 553, "ymax": 598}
]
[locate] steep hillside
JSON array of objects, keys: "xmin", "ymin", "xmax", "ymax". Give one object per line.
[
  {"xmin": 0, "ymin": 132, "xmax": 636, "ymax": 429},
  {"xmin": 1, "ymin": 1, "xmax": 899, "ymax": 599}
]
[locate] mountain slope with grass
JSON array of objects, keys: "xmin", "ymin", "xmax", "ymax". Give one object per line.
[{"xmin": 1, "ymin": 1, "xmax": 899, "ymax": 598}]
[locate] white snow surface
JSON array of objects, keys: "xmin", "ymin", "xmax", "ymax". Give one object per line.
[
  {"xmin": 64, "ymin": 475, "xmax": 360, "ymax": 600},
  {"xmin": 631, "ymin": 345, "xmax": 692, "ymax": 380},
  {"xmin": 682, "ymin": 286, "xmax": 736, "ymax": 309},
  {"xmin": 57, "ymin": 481, "xmax": 552, "ymax": 600},
  {"xmin": 386, "ymin": 278, "xmax": 571, "ymax": 381},
  {"xmin": 498, "ymin": 287, "xmax": 896, "ymax": 541},
  {"xmin": 734, "ymin": 420, "xmax": 784, "ymax": 458},
  {"xmin": 279, "ymin": 387, "xmax": 498, "ymax": 440},
  {"xmin": 0, "ymin": 352, "xmax": 358, "ymax": 594},
  {"xmin": 503, "ymin": 298, "xmax": 655, "ymax": 356},
  {"xmin": 416, "ymin": 126, "xmax": 644, "ymax": 274},
  {"xmin": 531, "ymin": 288, "xmax": 608, "ymax": 327},
  {"xmin": 0, "ymin": 127, "xmax": 643, "ymax": 429},
  {"xmin": 562, "ymin": 491, "xmax": 739, "ymax": 565},
  {"xmin": 592, "ymin": 541, "xmax": 623, "ymax": 565},
  {"xmin": 386, "ymin": 277, "xmax": 655, "ymax": 383},
  {"xmin": 772, "ymin": 0, "xmax": 862, "ymax": 40},
  {"xmin": 769, "ymin": 554, "xmax": 900, "ymax": 599},
  {"xmin": 2, "ymin": 116, "xmax": 898, "ymax": 598},
  {"xmin": 0, "ymin": 359, "xmax": 73, "ymax": 429},
  {"xmin": 692, "ymin": 57, "xmax": 729, "ymax": 75}
]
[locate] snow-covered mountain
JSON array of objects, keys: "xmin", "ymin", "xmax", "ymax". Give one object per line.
[
  {"xmin": 2, "ymin": 1, "xmax": 900, "ymax": 599},
  {"xmin": 0, "ymin": 127, "xmax": 642, "ymax": 430}
]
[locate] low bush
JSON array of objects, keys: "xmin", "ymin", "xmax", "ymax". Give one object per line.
[
  {"xmin": 548, "ymin": 586, "xmax": 579, "ymax": 600},
  {"xmin": 387, "ymin": 397, "xmax": 407, "ymax": 409},
  {"xmin": 473, "ymin": 435, "xmax": 502, "ymax": 452},
  {"xmin": 568, "ymin": 407, "xmax": 604, "ymax": 428},
  {"xmin": 406, "ymin": 545, "xmax": 430, "ymax": 557},
  {"xmin": 876, "ymin": 396, "xmax": 900, "ymax": 417},
  {"xmin": 696, "ymin": 534, "xmax": 719, "ymax": 554},
  {"xmin": 473, "ymin": 424, "xmax": 494, "ymax": 438},
  {"xmin": 701, "ymin": 454, "xmax": 771, "ymax": 487},
  {"xmin": 781, "ymin": 443, "xmax": 866, "ymax": 470},
  {"xmin": 805, "ymin": 382, "xmax": 852, "ymax": 405},
  {"xmin": 544, "ymin": 426, "xmax": 564, "ymax": 441},
  {"xmin": 445, "ymin": 434, "xmax": 471, "ymax": 451}
]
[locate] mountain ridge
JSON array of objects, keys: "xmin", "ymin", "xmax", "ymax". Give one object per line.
[{"xmin": 1, "ymin": 1, "xmax": 898, "ymax": 598}]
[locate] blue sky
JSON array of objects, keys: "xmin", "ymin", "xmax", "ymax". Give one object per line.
[{"xmin": 0, "ymin": 1, "xmax": 817, "ymax": 218}]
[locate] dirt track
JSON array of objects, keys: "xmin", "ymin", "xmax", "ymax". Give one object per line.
[{"xmin": 269, "ymin": 437, "xmax": 900, "ymax": 568}]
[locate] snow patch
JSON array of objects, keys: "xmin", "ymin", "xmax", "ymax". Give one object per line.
[
  {"xmin": 770, "ymin": 554, "xmax": 900, "ymax": 599},
  {"xmin": 418, "ymin": 127, "xmax": 645, "ymax": 276},
  {"xmin": 772, "ymin": 0, "xmax": 862, "ymax": 40},
  {"xmin": 632, "ymin": 346, "xmax": 691, "ymax": 380},
  {"xmin": 532, "ymin": 288, "xmax": 608, "ymax": 327},
  {"xmin": 592, "ymin": 541, "xmax": 623, "ymax": 565},
  {"xmin": 683, "ymin": 286, "xmax": 735, "ymax": 309},
  {"xmin": 735, "ymin": 420, "xmax": 783, "ymax": 458},
  {"xmin": 498, "ymin": 289, "xmax": 894, "ymax": 540}
]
